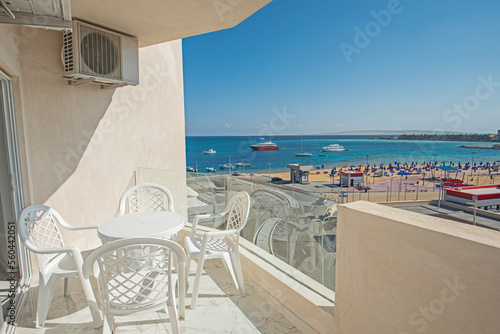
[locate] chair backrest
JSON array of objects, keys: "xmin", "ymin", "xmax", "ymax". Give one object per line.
[
  {"xmin": 83, "ymin": 237, "xmax": 186, "ymax": 314},
  {"xmin": 119, "ymin": 183, "xmax": 174, "ymax": 215},
  {"xmin": 17, "ymin": 204, "xmax": 66, "ymax": 271},
  {"xmin": 225, "ymin": 192, "xmax": 251, "ymax": 233}
]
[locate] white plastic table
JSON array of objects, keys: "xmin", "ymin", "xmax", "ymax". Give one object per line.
[{"xmin": 98, "ymin": 211, "xmax": 185, "ymax": 243}]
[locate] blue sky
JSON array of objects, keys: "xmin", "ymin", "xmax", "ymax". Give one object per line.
[{"xmin": 183, "ymin": 0, "xmax": 500, "ymax": 136}]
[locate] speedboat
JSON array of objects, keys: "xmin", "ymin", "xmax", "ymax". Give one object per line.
[
  {"xmin": 203, "ymin": 148, "xmax": 216, "ymax": 154},
  {"xmin": 187, "ymin": 167, "xmax": 197, "ymax": 172},
  {"xmin": 206, "ymin": 167, "xmax": 216, "ymax": 172},
  {"xmin": 321, "ymin": 144, "xmax": 346, "ymax": 152},
  {"xmin": 235, "ymin": 161, "xmax": 251, "ymax": 167}
]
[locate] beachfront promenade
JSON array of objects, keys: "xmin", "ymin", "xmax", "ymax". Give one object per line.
[{"xmin": 254, "ymin": 162, "xmax": 500, "ymax": 205}]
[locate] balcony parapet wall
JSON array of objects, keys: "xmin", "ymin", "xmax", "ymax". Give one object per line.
[{"xmin": 336, "ymin": 201, "xmax": 500, "ymax": 333}]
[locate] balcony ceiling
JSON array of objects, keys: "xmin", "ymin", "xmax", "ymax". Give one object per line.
[{"xmin": 71, "ymin": 0, "xmax": 272, "ymax": 47}]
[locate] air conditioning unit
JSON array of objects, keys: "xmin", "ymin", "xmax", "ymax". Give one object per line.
[{"xmin": 63, "ymin": 20, "xmax": 139, "ymax": 87}]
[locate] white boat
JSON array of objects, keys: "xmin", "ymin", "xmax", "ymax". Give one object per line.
[
  {"xmin": 187, "ymin": 166, "xmax": 197, "ymax": 172},
  {"xmin": 203, "ymin": 148, "xmax": 216, "ymax": 154},
  {"xmin": 235, "ymin": 161, "xmax": 251, "ymax": 167},
  {"xmin": 219, "ymin": 164, "xmax": 234, "ymax": 169},
  {"xmin": 322, "ymin": 143, "xmax": 346, "ymax": 152},
  {"xmin": 295, "ymin": 134, "xmax": 312, "ymax": 156},
  {"xmin": 206, "ymin": 167, "xmax": 216, "ymax": 172}
]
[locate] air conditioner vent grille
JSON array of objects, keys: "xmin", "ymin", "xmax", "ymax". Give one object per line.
[
  {"xmin": 63, "ymin": 31, "xmax": 73, "ymax": 72},
  {"xmin": 62, "ymin": 20, "xmax": 138, "ymax": 87},
  {"xmin": 79, "ymin": 25, "xmax": 121, "ymax": 80}
]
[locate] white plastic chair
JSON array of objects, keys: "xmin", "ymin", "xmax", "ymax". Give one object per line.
[
  {"xmin": 184, "ymin": 191, "xmax": 250, "ymax": 309},
  {"xmin": 17, "ymin": 205, "xmax": 102, "ymax": 328},
  {"xmin": 119, "ymin": 183, "xmax": 174, "ymax": 215},
  {"xmin": 83, "ymin": 237, "xmax": 186, "ymax": 334}
]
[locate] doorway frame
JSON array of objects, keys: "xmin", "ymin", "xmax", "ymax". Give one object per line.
[{"xmin": 0, "ymin": 70, "xmax": 30, "ymax": 333}]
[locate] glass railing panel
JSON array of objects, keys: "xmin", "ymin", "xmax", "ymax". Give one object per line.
[{"xmin": 187, "ymin": 172, "xmax": 337, "ymax": 291}]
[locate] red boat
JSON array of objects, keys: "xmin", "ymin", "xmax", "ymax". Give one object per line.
[{"xmin": 249, "ymin": 141, "xmax": 280, "ymax": 151}]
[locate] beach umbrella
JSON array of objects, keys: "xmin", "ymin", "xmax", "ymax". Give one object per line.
[
  {"xmin": 397, "ymin": 171, "xmax": 411, "ymax": 175},
  {"xmin": 438, "ymin": 165, "xmax": 461, "ymax": 180},
  {"xmin": 437, "ymin": 166, "xmax": 460, "ymax": 173}
]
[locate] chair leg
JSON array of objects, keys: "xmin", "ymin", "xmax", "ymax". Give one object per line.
[
  {"xmin": 1, "ymin": 293, "xmax": 3, "ymax": 323},
  {"xmin": 191, "ymin": 254, "xmax": 206, "ymax": 309},
  {"xmin": 185, "ymin": 252, "xmax": 191, "ymax": 282},
  {"xmin": 64, "ymin": 277, "xmax": 74, "ymax": 296},
  {"xmin": 78, "ymin": 275, "xmax": 102, "ymax": 328},
  {"xmin": 102, "ymin": 312, "xmax": 114, "ymax": 334},
  {"xmin": 177, "ymin": 262, "xmax": 186, "ymax": 320},
  {"xmin": 167, "ymin": 296, "xmax": 179, "ymax": 334},
  {"xmin": 229, "ymin": 251, "xmax": 246, "ymax": 295},
  {"xmin": 222, "ymin": 253, "xmax": 238, "ymax": 289},
  {"xmin": 36, "ymin": 273, "xmax": 58, "ymax": 327},
  {"xmin": 221, "ymin": 256, "xmax": 230, "ymax": 273}
]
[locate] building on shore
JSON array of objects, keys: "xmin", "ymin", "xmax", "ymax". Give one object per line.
[
  {"xmin": 340, "ymin": 171, "xmax": 364, "ymax": 187},
  {"xmin": 288, "ymin": 164, "xmax": 312, "ymax": 184}
]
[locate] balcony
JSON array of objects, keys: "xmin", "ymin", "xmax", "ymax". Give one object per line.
[
  {"xmin": 5, "ymin": 169, "xmax": 500, "ymax": 333},
  {"xmin": 4, "ymin": 170, "xmax": 335, "ymax": 333},
  {"xmin": 12, "ymin": 227, "xmax": 333, "ymax": 333}
]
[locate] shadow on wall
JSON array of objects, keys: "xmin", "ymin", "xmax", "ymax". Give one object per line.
[{"xmin": 17, "ymin": 28, "xmax": 116, "ymax": 203}]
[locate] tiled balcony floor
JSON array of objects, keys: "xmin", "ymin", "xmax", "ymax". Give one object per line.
[{"xmin": 15, "ymin": 260, "xmax": 302, "ymax": 333}]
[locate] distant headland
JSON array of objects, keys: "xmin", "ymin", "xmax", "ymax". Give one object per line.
[
  {"xmin": 397, "ymin": 132, "xmax": 500, "ymax": 142},
  {"xmin": 324, "ymin": 130, "xmax": 463, "ymax": 136}
]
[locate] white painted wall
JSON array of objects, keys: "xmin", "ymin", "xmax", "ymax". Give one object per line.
[{"xmin": 0, "ymin": 25, "xmax": 187, "ymax": 249}]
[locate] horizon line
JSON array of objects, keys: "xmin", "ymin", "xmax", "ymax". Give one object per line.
[{"xmin": 185, "ymin": 130, "xmax": 496, "ymax": 137}]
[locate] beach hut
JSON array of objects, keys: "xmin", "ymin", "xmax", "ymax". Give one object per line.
[
  {"xmin": 288, "ymin": 164, "xmax": 312, "ymax": 184},
  {"xmin": 340, "ymin": 171, "xmax": 364, "ymax": 187}
]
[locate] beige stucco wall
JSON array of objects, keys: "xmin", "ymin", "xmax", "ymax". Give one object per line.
[
  {"xmin": 0, "ymin": 25, "xmax": 187, "ymax": 249},
  {"xmin": 336, "ymin": 201, "xmax": 500, "ymax": 334}
]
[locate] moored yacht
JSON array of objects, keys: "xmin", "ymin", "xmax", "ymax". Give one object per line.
[
  {"xmin": 321, "ymin": 143, "xmax": 346, "ymax": 152},
  {"xmin": 219, "ymin": 164, "xmax": 234, "ymax": 169},
  {"xmin": 295, "ymin": 134, "xmax": 312, "ymax": 156}
]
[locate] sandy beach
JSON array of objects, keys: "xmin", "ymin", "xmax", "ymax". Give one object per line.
[{"xmin": 262, "ymin": 163, "xmax": 500, "ymax": 204}]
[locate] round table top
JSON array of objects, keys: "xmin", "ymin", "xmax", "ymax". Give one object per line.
[{"xmin": 98, "ymin": 211, "xmax": 185, "ymax": 243}]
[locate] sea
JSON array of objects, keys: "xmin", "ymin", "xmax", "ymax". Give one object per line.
[{"xmin": 186, "ymin": 135, "xmax": 500, "ymax": 173}]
